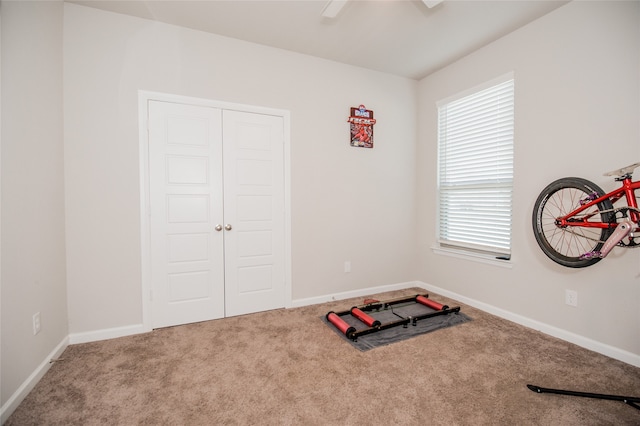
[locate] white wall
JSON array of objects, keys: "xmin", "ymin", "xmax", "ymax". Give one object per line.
[
  {"xmin": 418, "ymin": 1, "xmax": 640, "ymax": 359},
  {"xmin": 63, "ymin": 3, "xmax": 418, "ymax": 334},
  {"xmin": 1, "ymin": 0, "xmax": 68, "ymax": 415},
  {"xmin": 3, "ymin": 0, "xmax": 638, "ymax": 418}
]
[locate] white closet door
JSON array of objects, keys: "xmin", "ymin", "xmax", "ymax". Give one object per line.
[
  {"xmin": 147, "ymin": 101, "xmax": 286, "ymax": 327},
  {"xmin": 148, "ymin": 101, "xmax": 225, "ymax": 328},
  {"xmin": 222, "ymin": 110, "xmax": 285, "ymax": 317}
]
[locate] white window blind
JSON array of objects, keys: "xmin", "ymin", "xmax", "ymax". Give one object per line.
[{"xmin": 437, "ymin": 76, "xmax": 514, "ymax": 256}]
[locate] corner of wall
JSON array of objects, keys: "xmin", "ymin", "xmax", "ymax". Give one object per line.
[{"xmin": 0, "ymin": 337, "xmax": 69, "ymax": 424}]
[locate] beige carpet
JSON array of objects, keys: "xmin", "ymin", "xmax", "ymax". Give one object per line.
[{"xmin": 6, "ymin": 288, "xmax": 640, "ymax": 425}]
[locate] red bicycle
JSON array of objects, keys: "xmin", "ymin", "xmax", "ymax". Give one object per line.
[{"xmin": 532, "ymin": 162, "xmax": 640, "ymax": 268}]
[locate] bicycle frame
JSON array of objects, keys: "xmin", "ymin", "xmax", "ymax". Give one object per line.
[
  {"xmin": 532, "ymin": 162, "xmax": 640, "ymax": 266},
  {"xmin": 556, "ymin": 175, "xmax": 640, "ymax": 230}
]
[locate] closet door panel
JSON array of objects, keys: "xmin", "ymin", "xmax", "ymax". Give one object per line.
[
  {"xmin": 148, "ymin": 101, "xmax": 225, "ymax": 328},
  {"xmin": 222, "ymin": 110, "xmax": 285, "ymax": 317}
]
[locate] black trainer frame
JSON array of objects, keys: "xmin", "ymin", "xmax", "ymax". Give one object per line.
[{"xmin": 326, "ymin": 294, "xmax": 460, "ymax": 341}]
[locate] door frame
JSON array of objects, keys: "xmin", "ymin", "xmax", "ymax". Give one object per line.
[{"xmin": 138, "ymin": 90, "xmax": 292, "ymax": 331}]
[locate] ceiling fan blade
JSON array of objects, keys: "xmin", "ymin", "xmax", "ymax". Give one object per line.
[
  {"xmin": 422, "ymin": 0, "xmax": 444, "ymax": 8},
  {"xmin": 321, "ymin": 0, "xmax": 349, "ymax": 18}
]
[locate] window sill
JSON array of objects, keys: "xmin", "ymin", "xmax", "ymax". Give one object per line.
[{"xmin": 431, "ymin": 246, "xmax": 512, "ymax": 269}]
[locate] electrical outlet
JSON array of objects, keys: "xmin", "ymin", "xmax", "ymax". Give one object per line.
[
  {"xmin": 33, "ymin": 312, "xmax": 42, "ymax": 335},
  {"xmin": 344, "ymin": 261, "xmax": 351, "ymax": 273},
  {"xmin": 565, "ymin": 290, "xmax": 578, "ymax": 307}
]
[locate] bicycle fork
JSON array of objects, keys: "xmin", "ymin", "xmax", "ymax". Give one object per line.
[{"xmin": 580, "ymin": 220, "xmax": 635, "ymax": 260}]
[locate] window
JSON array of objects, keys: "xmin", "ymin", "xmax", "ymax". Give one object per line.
[{"xmin": 437, "ymin": 74, "xmax": 514, "ymax": 259}]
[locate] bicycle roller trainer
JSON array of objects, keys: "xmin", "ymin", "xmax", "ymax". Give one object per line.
[{"xmin": 326, "ymin": 294, "xmax": 460, "ymax": 341}]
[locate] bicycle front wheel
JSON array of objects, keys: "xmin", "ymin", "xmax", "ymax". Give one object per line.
[{"xmin": 532, "ymin": 177, "xmax": 615, "ymax": 268}]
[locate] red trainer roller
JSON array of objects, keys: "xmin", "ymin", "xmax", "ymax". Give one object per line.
[
  {"xmin": 326, "ymin": 312, "xmax": 356, "ymax": 339},
  {"xmin": 351, "ymin": 307, "xmax": 381, "ymax": 328},
  {"xmin": 416, "ymin": 295, "xmax": 448, "ymax": 311}
]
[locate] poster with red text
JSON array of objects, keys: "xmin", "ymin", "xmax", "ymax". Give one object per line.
[{"xmin": 348, "ymin": 105, "xmax": 376, "ymax": 148}]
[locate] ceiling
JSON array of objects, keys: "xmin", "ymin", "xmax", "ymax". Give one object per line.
[{"xmin": 68, "ymin": 0, "xmax": 569, "ymax": 80}]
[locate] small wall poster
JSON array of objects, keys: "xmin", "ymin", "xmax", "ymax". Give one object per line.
[{"xmin": 348, "ymin": 105, "xmax": 376, "ymax": 148}]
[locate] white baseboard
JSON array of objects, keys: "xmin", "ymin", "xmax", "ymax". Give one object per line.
[
  {"xmin": 290, "ymin": 280, "xmax": 421, "ymax": 308},
  {"xmin": 417, "ymin": 281, "xmax": 640, "ymax": 368},
  {"xmin": 68, "ymin": 323, "xmax": 148, "ymax": 345},
  {"xmin": 70, "ymin": 282, "xmax": 421, "ymax": 344},
  {"xmin": 0, "ymin": 336, "xmax": 69, "ymax": 424}
]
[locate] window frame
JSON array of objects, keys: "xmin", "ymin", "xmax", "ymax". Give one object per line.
[{"xmin": 434, "ymin": 73, "xmax": 515, "ymax": 265}]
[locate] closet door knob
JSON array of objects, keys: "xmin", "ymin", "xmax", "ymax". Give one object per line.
[
  {"xmin": 215, "ymin": 224, "xmax": 223, "ymax": 232},
  {"xmin": 225, "ymin": 224, "xmax": 233, "ymax": 231}
]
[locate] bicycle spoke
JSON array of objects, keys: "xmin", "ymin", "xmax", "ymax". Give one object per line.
[
  {"xmin": 533, "ymin": 177, "xmax": 617, "ymax": 267},
  {"xmin": 540, "ymin": 187, "xmax": 603, "ymax": 258}
]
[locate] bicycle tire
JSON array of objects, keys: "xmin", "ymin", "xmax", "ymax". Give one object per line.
[{"xmin": 532, "ymin": 177, "xmax": 615, "ymax": 268}]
